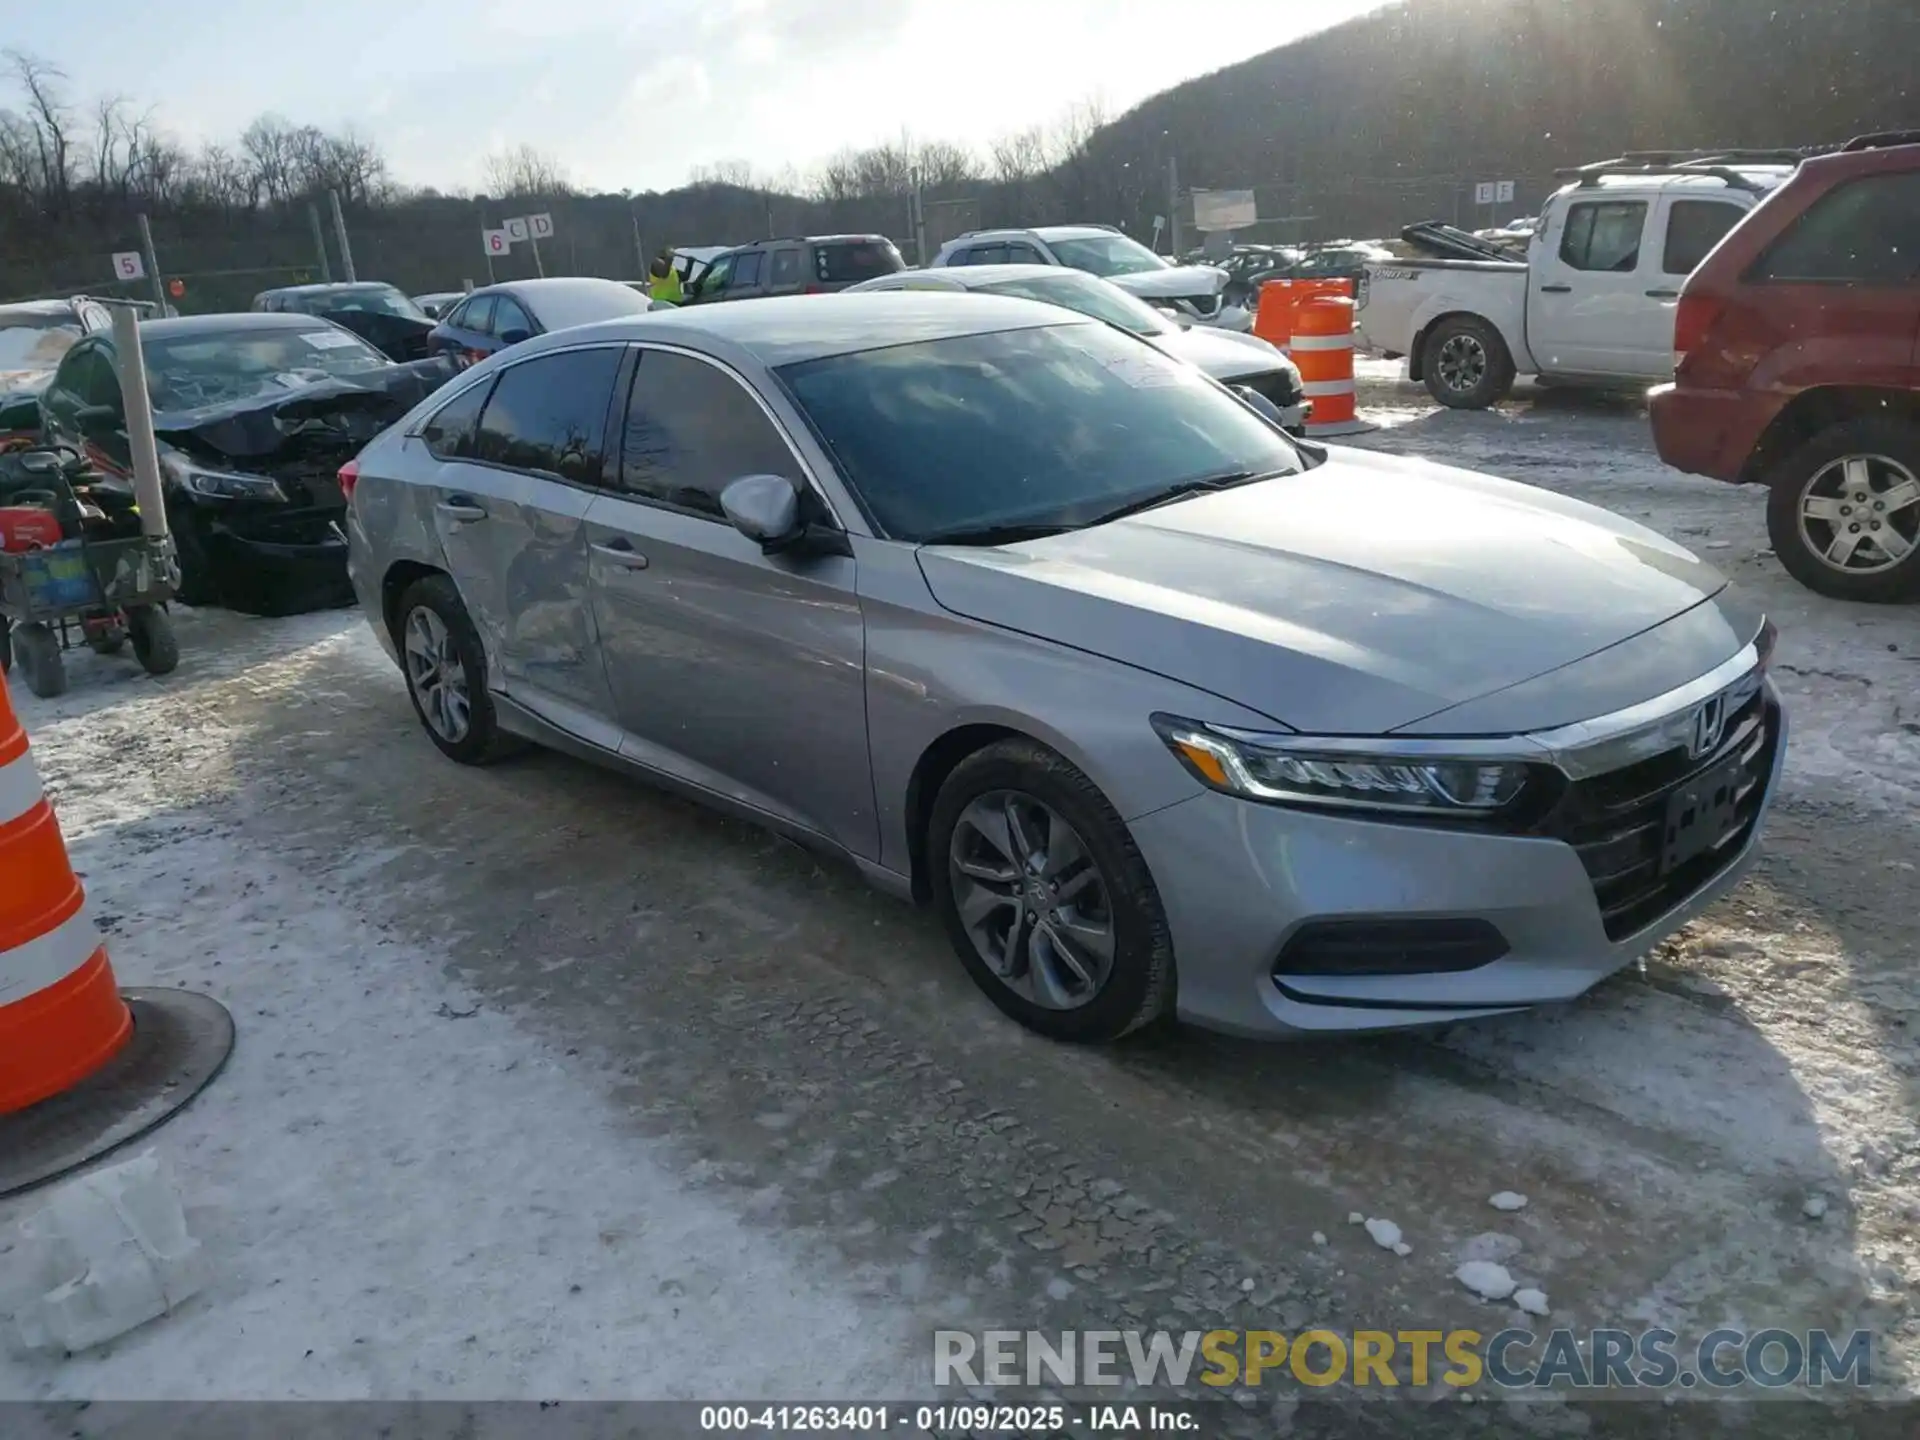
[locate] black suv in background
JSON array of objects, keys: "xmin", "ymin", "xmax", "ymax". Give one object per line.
[{"xmin": 687, "ymin": 235, "xmax": 905, "ymax": 303}]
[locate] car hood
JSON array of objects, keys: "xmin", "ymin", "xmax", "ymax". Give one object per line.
[
  {"xmin": 1150, "ymin": 326, "xmax": 1294, "ymax": 382},
  {"xmin": 916, "ymin": 447, "xmax": 1733, "ymax": 735},
  {"xmin": 153, "ymin": 356, "xmax": 457, "ymax": 478},
  {"xmin": 1108, "ymin": 265, "xmax": 1228, "ymax": 301}
]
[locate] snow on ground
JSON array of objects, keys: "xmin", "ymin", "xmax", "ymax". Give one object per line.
[
  {"xmin": 0, "ymin": 365, "xmax": 1914, "ymax": 1415},
  {"xmin": 0, "ymin": 616, "xmax": 926, "ymax": 1399}
]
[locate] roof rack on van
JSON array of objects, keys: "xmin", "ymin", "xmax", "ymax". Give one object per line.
[
  {"xmin": 1553, "ymin": 152, "xmax": 1801, "ymax": 193},
  {"xmin": 1842, "ymin": 131, "xmax": 1920, "ymax": 152}
]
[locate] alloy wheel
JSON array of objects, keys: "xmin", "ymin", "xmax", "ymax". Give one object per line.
[
  {"xmin": 948, "ymin": 790, "xmax": 1116, "ymax": 1011},
  {"xmin": 403, "ymin": 605, "xmax": 471, "ymax": 744},
  {"xmin": 1798, "ymin": 454, "xmax": 1920, "ymax": 576},
  {"xmin": 1436, "ymin": 333, "xmax": 1488, "ymax": 393}
]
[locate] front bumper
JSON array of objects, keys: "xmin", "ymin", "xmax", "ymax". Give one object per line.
[
  {"xmin": 1130, "ymin": 682, "xmax": 1787, "ymax": 1037},
  {"xmin": 192, "ymin": 504, "xmax": 353, "ymax": 616}
]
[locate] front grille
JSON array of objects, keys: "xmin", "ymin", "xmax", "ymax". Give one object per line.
[{"xmin": 1534, "ymin": 685, "xmax": 1779, "ymax": 941}]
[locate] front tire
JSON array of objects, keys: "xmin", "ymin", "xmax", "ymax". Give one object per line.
[
  {"xmin": 1422, "ymin": 315, "xmax": 1516, "ymax": 410},
  {"xmin": 929, "ymin": 740, "xmax": 1175, "ymax": 1044},
  {"xmin": 395, "ymin": 574, "xmax": 523, "ymax": 765},
  {"xmin": 1765, "ymin": 417, "xmax": 1920, "ymax": 603},
  {"xmin": 127, "ymin": 605, "xmax": 179, "ymax": 675}
]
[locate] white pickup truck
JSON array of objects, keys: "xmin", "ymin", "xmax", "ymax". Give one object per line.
[{"xmin": 1356, "ymin": 156, "xmax": 1799, "ymax": 409}]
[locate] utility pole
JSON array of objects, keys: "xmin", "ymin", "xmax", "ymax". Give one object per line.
[
  {"xmin": 307, "ymin": 202, "xmax": 334, "ymax": 282},
  {"xmin": 1167, "ymin": 155, "xmax": 1183, "ymax": 258},
  {"xmin": 135, "ymin": 214, "xmax": 166, "ymax": 313},
  {"xmin": 630, "ymin": 209, "xmax": 646, "ymax": 279},
  {"xmin": 328, "ymin": 189, "xmax": 357, "ymax": 282},
  {"xmin": 912, "ymin": 182, "xmax": 929, "ymax": 268}
]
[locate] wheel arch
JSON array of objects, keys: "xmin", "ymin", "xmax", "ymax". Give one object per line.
[
  {"xmin": 1409, "ymin": 308, "xmax": 1503, "ymax": 383},
  {"xmin": 381, "ymin": 559, "xmax": 448, "ymax": 643},
  {"xmin": 1740, "ymin": 386, "xmax": 1920, "ymax": 486},
  {"xmin": 902, "ymin": 723, "xmax": 1023, "ymax": 905}
]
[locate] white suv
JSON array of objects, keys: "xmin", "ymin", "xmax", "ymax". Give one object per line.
[{"xmin": 932, "ymin": 225, "xmax": 1251, "ymax": 332}]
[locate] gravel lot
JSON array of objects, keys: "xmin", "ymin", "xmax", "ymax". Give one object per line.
[{"xmin": 3, "ymin": 363, "xmax": 1915, "ymax": 1434}]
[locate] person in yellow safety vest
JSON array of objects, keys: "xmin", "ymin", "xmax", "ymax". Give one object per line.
[{"xmin": 648, "ymin": 250, "xmax": 684, "ymax": 304}]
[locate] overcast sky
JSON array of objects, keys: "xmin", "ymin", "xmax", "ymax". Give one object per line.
[{"xmin": 6, "ymin": 0, "xmax": 1394, "ymax": 194}]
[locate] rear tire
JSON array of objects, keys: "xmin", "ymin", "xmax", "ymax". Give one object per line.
[
  {"xmin": 1422, "ymin": 315, "xmax": 1516, "ymax": 410},
  {"xmin": 1765, "ymin": 417, "xmax": 1920, "ymax": 604},
  {"xmin": 395, "ymin": 574, "xmax": 525, "ymax": 765},
  {"xmin": 928, "ymin": 739, "xmax": 1175, "ymax": 1044},
  {"xmin": 13, "ymin": 621, "xmax": 66, "ymax": 698},
  {"xmin": 127, "ymin": 605, "xmax": 180, "ymax": 675}
]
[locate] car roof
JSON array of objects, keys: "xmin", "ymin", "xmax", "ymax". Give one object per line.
[
  {"xmin": 467, "ymin": 277, "xmax": 635, "ymax": 300},
  {"xmin": 0, "ymin": 299, "xmax": 86, "ymax": 321},
  {"xmin": 260, "ymin": 282, "xmax": 403, "ymax": 296},
  {"xmin": 859, "ymin": 264, "xmax": 1076, "ymax": 289},
  {"xmin": 137, "ymin": 311, "xmax": 347, "ymax": 339},
  {"xmin": 1569, "ymin": 169, "xmax": 1792, "ymax": 197},
  {"xmin": 532, "ymin": 291, "xmax": 1089, "ymax": 368}
]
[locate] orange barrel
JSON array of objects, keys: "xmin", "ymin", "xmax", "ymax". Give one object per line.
[
  {"xmin": 1252, "ymin": 280, "xmax": 1297, "ymax": 349},
  {"xmin": 0, "ymin": 673, "xmax": 132, "ymax": 1113},
  {"xmin": 1292, "ymin": 295, "xmax": 1360, "ymax": 435}
]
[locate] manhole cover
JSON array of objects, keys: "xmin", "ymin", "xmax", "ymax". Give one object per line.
[{"xmin": 0, "ymin": 988, "xmax": 233, "ymax": 1199}]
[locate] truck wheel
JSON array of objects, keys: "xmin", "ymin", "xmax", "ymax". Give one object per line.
[
  {"xmin": 1422, "ymin": 316, "xmax": 1515, "ymax": 410},
  {"xmin": 1766, "ymin": 417, "xmax": 1920, "ymax": 604},
  {"xmin": 13, "ymin": 622, "xmax": 66, "ymax": 698}
]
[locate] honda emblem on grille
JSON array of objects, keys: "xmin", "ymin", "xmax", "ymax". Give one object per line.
[{"xmin": 1688, "ymin": 692, "xmax": 1729, "ymax": 759}]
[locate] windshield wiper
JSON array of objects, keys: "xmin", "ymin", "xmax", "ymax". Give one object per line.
[
  {"xmin": 918, "ymin": 521, "xmax": 1076, "ymax": 548},
  {"xmin": 1083, "ymin": 469, "xmax": 1279, "ymax": 526}
]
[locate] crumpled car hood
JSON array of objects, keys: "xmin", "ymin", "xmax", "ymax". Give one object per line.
[
  {"xmin": 917, "ymin": 446, "xmax": 1735, "ymax": 735},
  {"xmin": 1109, "ymin": 266, "xmax": 1228, "ymax": 301},
  {"xmin": 153, "ymin": 356, "xmax": 456, "ymax": 470}
]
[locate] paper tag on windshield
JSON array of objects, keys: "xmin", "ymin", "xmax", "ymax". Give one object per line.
[{"xmin": 301, "ymin": 330, "xmax": 363, "ymax": 350}]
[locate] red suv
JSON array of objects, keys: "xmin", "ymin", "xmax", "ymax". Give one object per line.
[{"xmin": 1649, "ymin": 133, "xmax": 1920, "ymax": 602}]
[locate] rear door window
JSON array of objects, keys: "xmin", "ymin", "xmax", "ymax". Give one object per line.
[
  {"xmin": 1662, "ymin": 201, "xmax": 1748, "ymax": 275},
  {"xmin": 815, "ymin": 240, "xmax": 904, "ymax": 283},
  {"xmin": 1005, "ymin": 243, "xmax": 1047, "ymax": 264},
  {"xmin": 422, "ymin": 379, "xmax": 493, "ymax": 460},
  {"xmin": 459, "ymin": 295, "xmax": 497, "ymax": 334},
  {"xmin": 473, "ymin": 346, "xmax": 622, "ymax": 483},
  {"xmin": 770, "ymin": 248, "xmax": 802, "ymax": 288},
  {"xmin": 1754, "ymin": 172, "xmax": 1920, "ymax": 284},
  {"xmin": 1559, "ymin": 201, "xmax": 1649, "ymax": 273},
  {"xmin": 733, "ymin": 251, "xmax": 765, "ymax": 289}
]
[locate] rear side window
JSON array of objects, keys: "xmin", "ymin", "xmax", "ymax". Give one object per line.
[
  {"xmin": 422, "ymin": 380, "xmax": 492, "ymax": 460},
  {"xmin": 1559, "ymin": 201, "xmax": 1648, "ymax": 272},
  {"xmin": 1005, "ymin": 243, "xmax": 1046, "ymax": 264},
  {"xmin": 491, "ymin": 297, "xmax": 534, "ymax": 339},
  {"xmin": 1754, "ymin": 172, "xmax": 1920, "ymax": 284},
  {"xmin": 473, "ymin": 347, "xmax": 621, "ymax": 483},
  {"xmin": 1662, "ymin": 201, "xmax": 1747, "ymax": 275},
  {"xmin": 616, "ymin": 350, "xmax": 798, "ymax": 517},
  {"xmin": 816, "ymin": 240, "xmax": 904, "ymax": 283}
]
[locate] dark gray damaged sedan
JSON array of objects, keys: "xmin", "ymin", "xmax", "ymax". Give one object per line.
[{"xmin": 345, "ymin": 292, "xmax": 1784, "ymax": 1042}]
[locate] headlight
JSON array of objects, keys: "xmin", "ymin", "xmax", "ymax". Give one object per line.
[
  {"xmin": 164, "ymin": 458, "xmax": 286, "ymax": 503},
  {"xmin": 1152, "ymin": 715, "xmax": 1534, "ymax": 817}
]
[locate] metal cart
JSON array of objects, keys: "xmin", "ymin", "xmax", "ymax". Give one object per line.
[{"xmin": 1, "ymin": 449, "xmax": 180, "ymax": 698}]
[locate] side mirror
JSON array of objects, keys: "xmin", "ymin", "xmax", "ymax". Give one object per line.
[
  {"xmin": 498, "ymin": 328, "xmax": 531, "ymax": 346},
  {"xmin": 75, "ymin": 404, "xmax": 120, "ymax": 435},
  {"xmin": 719, "ymin": 473, "xmax": 801, "ymax": 545}
]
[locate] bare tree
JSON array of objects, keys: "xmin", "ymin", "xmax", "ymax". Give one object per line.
[
  {"xmin": 687, "ymin": 158, "xmax": 755, "ymax": 188},
  {"xmin": 480, "ymin": 143, "xmax": 571, "ymax": 197},
  {"xmin": 4, "ymin": 50, "xmax": 76, "ymax": 211}
]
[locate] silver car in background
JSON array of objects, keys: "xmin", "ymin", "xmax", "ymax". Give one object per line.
[
  {"xmin": 844, "ymin": 264, "xmax": 1309, "ymax": 433},
  {"xmin": 345, "ymin": 293, "xmax": 1784, "ymax": 1043}
]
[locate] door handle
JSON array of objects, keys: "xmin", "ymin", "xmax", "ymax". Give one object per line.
[
  {"xmin": 436, "ymin": 498, "xmax": 488, "ymax": 522},
  {"xmin": 590, "ymin": 540, "xmax": 650, "ymax": 570},
  {"xmin": 1645, "ymin": 288, "xmax": 1681, "ymax": 299},
  {"xmin": 1540, "ymin": 284, "xmax": 1574, "ymax": 294}
]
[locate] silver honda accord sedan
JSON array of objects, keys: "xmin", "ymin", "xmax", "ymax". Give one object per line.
[{"xmin": 344, "ymin": 292, "xmax": 1785, "ymax": 1043}]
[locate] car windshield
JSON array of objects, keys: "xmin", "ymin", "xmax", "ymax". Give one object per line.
[
  {"xmin": 1045, "ymin": 234, "xmax": 1168, "ymax": 278},
  {"xmin": 310, "ymin": 285, "xmax": 426, "ymax": 320},
  {"xmin": 0, "ymin": 312, "xmax": 84, "ymax": 373},
  {"xmin": 144, "ymin": 326, "xmax": 392, "ymax": 411},
  {"xmin": 978, "ymin": 273, "xmax": 1174, "ymax": 337},
  {"xmin": 778, "ymin": 322, "xmax": 1300, "ymax": 543}
]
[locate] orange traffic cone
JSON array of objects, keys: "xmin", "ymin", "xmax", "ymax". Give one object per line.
[{"xmin": 0, "ymin": 672, "xmax": 133, "ymax": 1114}]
